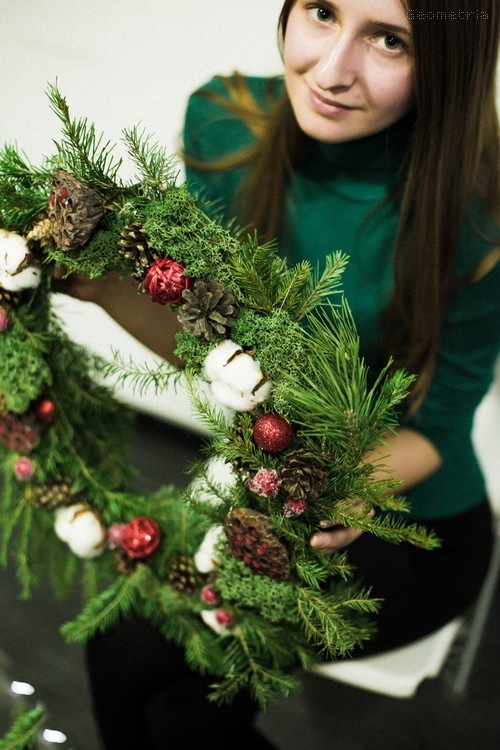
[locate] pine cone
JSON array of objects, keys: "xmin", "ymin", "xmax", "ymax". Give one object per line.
[
  {"xmin": 0, "ymin": 412, "xmax": 40, "ymax": 454},
  {"xmin": 32, "ymin": 476, "xmax": 74, "ymax": 510},
  {"xmin": 0, "ymin": 286, "xmax": 22, "ymax": 307},
  {"xmin": 178, "ymin": 279, "xmax": 238, "ymax": 340},
  {"xmin": 167, "ymin": 555, "xmax": 203, "ymax": 594},
  {"xmin": 26, "ymin": 217, "xmax": 53, "ymax": 248},
  {"xmin": 118, "ymin": 223, "xmax": 158, "ymax": 280},
  {"xmin": 279, "ymin": 448, "xmax": 330, "ymax": 499},
  {"xmin": 224, "ymin": 507, "xmax": 290, "ymax": 580},
  {"xmin": 48, "ymin": 169, "xmax": 104, "ymax": 251}
]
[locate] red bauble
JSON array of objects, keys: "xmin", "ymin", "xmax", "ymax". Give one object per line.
[
  {"xmin": 252, "ymin": 414, "xmax": 294, "ymax": 453},
  {"xmin": 35, "ymin": 398, "xmax": 57, "ymax": 423},
  {"xmin": 143, "ymin": 258, "xmax": 191, "ymax": 305},
  {"xmin": 121, "ymin": 517, "xmax": 161, "ymax": 559}
]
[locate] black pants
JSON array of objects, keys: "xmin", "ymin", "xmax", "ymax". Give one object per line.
[{"xmin": 86, "ymin": 500, "xmax": 493, "ymax": 749}]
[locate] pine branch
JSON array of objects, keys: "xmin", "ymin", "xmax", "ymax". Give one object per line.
[
  {"xmin": 104, "ymin": 350, "xmax": 182, "ymax": 397},
  {"xmin": 0, "ymin": 706, "xmax": 46, "ymax": 750},
  {"xmin": 60, "ymin": 574, "xmax": 141, "ymax": 643},
  {"xmin": 122, "ymin": 125, "xmax": 180, "ymax": 197},
  {"xmin": 46, "ymin": 83, "xmax": 123, "ymax": 192},
  {"xmin": 292, "ymin": 251, "xmax": 349, "ymax": 320}
]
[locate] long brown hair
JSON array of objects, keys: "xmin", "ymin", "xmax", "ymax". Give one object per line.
[{"xmin": 185, "ymin": 0, "xmax": 500, "ymax": 412}]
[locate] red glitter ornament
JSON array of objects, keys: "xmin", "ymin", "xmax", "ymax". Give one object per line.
[
  {"xmin": 121, "ymin": 517, "xmax": 161, "ymax": 559},
  {"xmin": 13, "ymin": 457, "xmax": 35, "ymax": 481},
  {"xmin": 34, "ymin": 398, "xmax": 57, "ymax": 423},
  {"xmin": 143, "ymin": 258, "xmax": 191, "ymax": 305},
  {"xmin": 252, "ymin": 414, "xmax": 294, "ymax": 453},
  {"xmin": 248, "ymin": 468, "xmax": 280, "ymax": 497},
  {"xmin": 283, "ymin": 497, "xmax": 308, "ymax": 518}
]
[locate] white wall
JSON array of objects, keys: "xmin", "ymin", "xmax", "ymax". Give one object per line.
[{"xmin": 0, "ymin": 2, "xmax": 498, "ymax": 505}]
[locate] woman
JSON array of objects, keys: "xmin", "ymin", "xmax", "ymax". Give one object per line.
[{"xmin": 71, "ymin": 0, "xmax": 499, "ymax": 747}]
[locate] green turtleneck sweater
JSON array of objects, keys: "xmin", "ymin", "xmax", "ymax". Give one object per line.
[{"xmin": 183, "ymin": 75, "xmax": 500, "ymax": 521}]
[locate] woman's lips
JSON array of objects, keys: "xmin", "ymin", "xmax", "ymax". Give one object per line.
[{"xmin": 309, "ymin": 87, "xmax": 356, "ymax": 115}]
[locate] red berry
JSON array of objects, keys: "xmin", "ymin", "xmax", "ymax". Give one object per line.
[
  {"xmin": 201, "ymin": 584, "xmax": 221, "ymax": 606},
  {"xmin": 215, "ymin": 608, "xmax": 234, "ymax": 627},
  {"xmin": 13, "ymin": 457, "xmax": 35, "ymax": 481},
  {"xmin": 283, "ymin": 497, "xmax": 308, "ymax": 518},
  {"xmin": 248, "ymin": 468, "xmax": 280, "ymax": 497}
]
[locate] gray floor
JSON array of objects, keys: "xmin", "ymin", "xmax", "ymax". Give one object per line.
[{"xmin": 1, "ymin": 414, "xmax": 499, "ymax": 749}]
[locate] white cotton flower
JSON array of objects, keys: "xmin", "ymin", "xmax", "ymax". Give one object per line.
[
  {"xmin": 203, "ymin": 340, "xmax": 242, "ymax": 381},
  {"xmin": 0, "ymin": 229, "xmax": 41, "ymax": 291},
  {"xmin": 210, "ymin": 378, "xmax": 272, "ymax": 412},
  {"xmin": 54, "ymin": 503, "xmax": 106, "ymax": 559},
  {"xmin": 194, "ymin": 524, "xmax": 225, "ymax": 573}
]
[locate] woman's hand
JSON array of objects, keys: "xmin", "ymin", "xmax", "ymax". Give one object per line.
[{"xmin": 310, "ymin": 499, "xmax": 374, "ymax": 554}]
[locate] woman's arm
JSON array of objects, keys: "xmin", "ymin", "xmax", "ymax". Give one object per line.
[
  {"xmin": 310, "ymin": 427, "xmax": 442, "ymax": 553},
  {"xmin": 54, "ymin": 270, "xmax": 183, "ymax": 365}
]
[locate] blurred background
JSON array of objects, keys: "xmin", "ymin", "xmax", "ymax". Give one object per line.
[{"xmin": 0, "ymin": 2, "xmax": 499, "ymax": 748}]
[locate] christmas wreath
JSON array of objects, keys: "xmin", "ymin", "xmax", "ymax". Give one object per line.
[{"xmin": 0, "ymin": 85, "xmax": 438, "ymax": 717}]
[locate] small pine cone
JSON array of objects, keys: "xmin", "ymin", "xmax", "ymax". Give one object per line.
[
  {"xmin": 279, "ymin": 448, "xmax": 330, "ymax": 500},
  {"xmin": 0, "ymin": 286, "xmax": 22, "ymax": 307},
  {"xmin": 178, "ymin": 279, "xmax": 239, "ymax": 341},
  {"xmin": 0, "ymin": 411, "xmax": 40, "ymax": 454},
  {"xmin": 48, "ymin": 169, "xmax": 104, "ymax": 251},
  {"xmin": 26, "ymin": 217, "xmax": 53, "ymax": 248},
  {"xmin": 118, "ymin": 223, "xmax": 158, "ymax": 281},
  {"xmin": 32, "ymin": 476, "xmax": 74, "ymax": 510},
  {"xmin": 224, "ymin": 507, "xmax": 290, "ymax": 580},
  {"xmin": 167, "ymin": 555, "xmax": 202, "ymax": 594}
]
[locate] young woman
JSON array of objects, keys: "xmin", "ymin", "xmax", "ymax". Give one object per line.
[{"xmin": 63, "ymin": 0, "xmax": 499, "ymax": 746}]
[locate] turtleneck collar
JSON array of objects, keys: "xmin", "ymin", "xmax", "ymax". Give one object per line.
[{"xmin": 301, "ymin": 112, "xmax": 414, "ymax": 194}]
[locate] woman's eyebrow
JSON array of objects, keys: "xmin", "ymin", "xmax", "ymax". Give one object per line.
[{"xmin": 366, "ymin": 19, "xmax": 412, "ymax": 37}]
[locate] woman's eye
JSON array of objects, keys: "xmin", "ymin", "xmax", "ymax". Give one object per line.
[
  {"xmin": 316, "ymin": 6, "xmax": 332, "ymax": 22},
  {"xmin": 384, "ymin": 34, "xmax": 402, "ymax": 50},
  {"xmin": 373, "ymin": 32, "xmax": 406, "ymax": 55}
]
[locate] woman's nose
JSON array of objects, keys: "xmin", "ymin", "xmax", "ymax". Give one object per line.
[{"xmin": 314, "ymin": 33, "xmax": 359, "ymax": 91}]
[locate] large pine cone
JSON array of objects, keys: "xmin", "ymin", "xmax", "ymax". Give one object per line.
[
  {"xmin": 0, "ymin": 286, "xmax": 22, "ymax": 307},
  {"xmin": 48, "ymin": 169, "xmax": 104, "ymax": 251},
  {"xmin": 279, "ymin": 448, "xmax": 330, "ymax": 499},
  {"xmin": 118, "ymin": 223, "xmax": 158, "ymax": 281},
  {"xmin": 224, "ymin": 507, "xmax": 290, "ymax": 580},
  {"xmin": 178, "ymin": 279, "xmax": 239, "ymax": 340}
]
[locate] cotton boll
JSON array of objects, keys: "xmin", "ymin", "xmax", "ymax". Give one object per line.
[
  {"xmin": 54, "ymin": 503, "xmax": 106, "ymax": 559},
  {"xmin": 194, "ymin": 524, "xmax": 225, "ymax": 573},
  {"xmin": 0, "ymin": 229, "xmax": 41, "ymax": 291},
  {"xmin": 210, "ymin": 379, "xmax": 272, "ymax": 412},
  {"xmin": 203, "ymin": 340, "xmax": 243, "ymax": 382}
]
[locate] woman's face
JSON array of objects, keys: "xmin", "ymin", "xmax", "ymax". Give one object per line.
[{"xmin": 283, "ymin": 0, "xmax": 415, "ymax": 143}]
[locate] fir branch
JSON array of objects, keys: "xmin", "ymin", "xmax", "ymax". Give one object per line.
[
  {"xmin": 104, "ymin": 350, "xmax": 182, "ymax": 397},
  {"xmin": 60, "ymin": 574, "xmax": 141, "ymax": 643},
  {"xmin": 0, "ymin": 705, "xmax": 46, "ymax": 750},
  {"xmin": 122, "ymin": 125, "xmax": 180, "ymax": 197},
  {"xmin": 46, "ymin": 83, "xmax": 123, "ymax": 192}
]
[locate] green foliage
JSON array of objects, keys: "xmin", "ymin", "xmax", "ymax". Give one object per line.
[
  {"xmin": 0, "ymin": 85, "xmax": 440, "ymax": 708},
  {"xmin": 0, "ymin": 706, "xmax": 46, "ymax": 750}
]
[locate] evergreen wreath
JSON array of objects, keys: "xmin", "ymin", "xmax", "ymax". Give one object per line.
[{"xmin": 0, "ymin": 84, "xmax": 439, "ymax": 722}]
